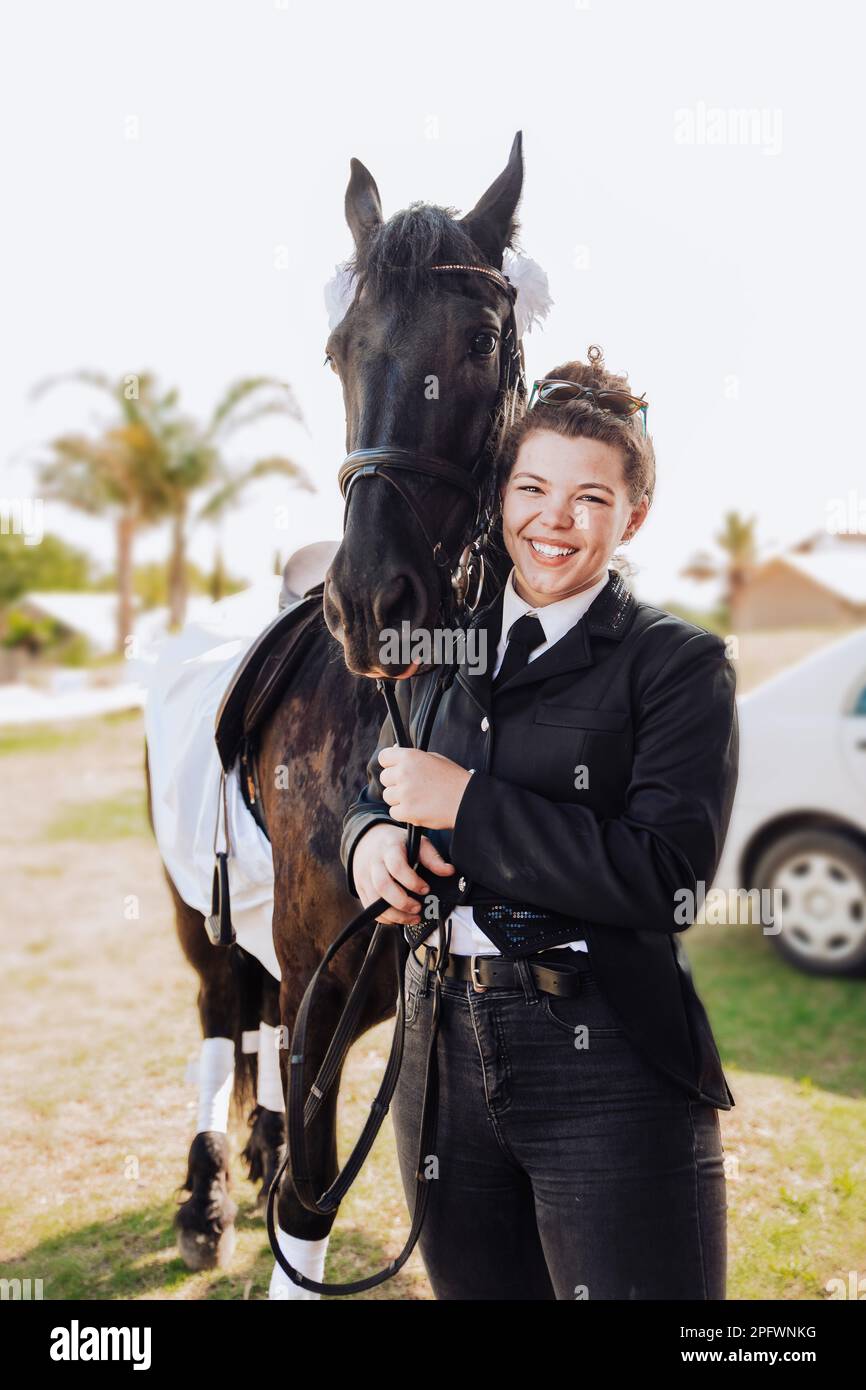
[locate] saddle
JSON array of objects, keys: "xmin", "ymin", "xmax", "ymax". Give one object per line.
[
  {"xmin": 205, "ymin": 581, "xmax": 327, "ymax": 948},
  {"xmin": 215, "ymin": 580, "xmax": 327, "ymax": 790}
]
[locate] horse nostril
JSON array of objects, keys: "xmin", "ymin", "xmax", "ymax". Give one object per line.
[
  {"xmin": 322, "ymin": 573, "xmax": 354, "ymax": 642},
  {"xmin": 374, "ymin": 573, "xmax": 426, "ymax": 638}
]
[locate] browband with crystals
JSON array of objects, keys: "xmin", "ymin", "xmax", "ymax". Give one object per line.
[
  {"xmin": 324, "ymin": 247, "xmax": 553, "ymax": 339},
  {"xmin": 429, "ymin": 263, "xmax": 515, "ymax": 298}
]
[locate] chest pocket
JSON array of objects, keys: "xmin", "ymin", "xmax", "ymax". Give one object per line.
[
  {"xmin": 529, "ymin": 704, "xmax": 632, "ymax": 806},
  {"xmin": 533, "ymin": 705, "xmax": 629, "ymax": 732}
]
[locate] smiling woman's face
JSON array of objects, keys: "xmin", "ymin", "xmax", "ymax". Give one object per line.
[{"xmin": 500, "ymin": 428, "xmax": 649, "ymax": 606}]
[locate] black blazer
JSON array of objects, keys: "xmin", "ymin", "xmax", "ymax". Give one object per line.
[{"xmin": 341, "ymin": 567, "xmax": 740, "ymax": 1109}]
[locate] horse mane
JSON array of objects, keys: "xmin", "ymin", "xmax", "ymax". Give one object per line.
[{"xmin": 349, "ymin": 202, "xmax": 520, "ymax": 298}]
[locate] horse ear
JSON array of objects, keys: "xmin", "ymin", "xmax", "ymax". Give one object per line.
[
  {"xmin": 345, "ymin": 157, "xmax": 383, "ymax": 251},
  {"xmin": 459, "ymin": 130, "xmax": 524, "ymax": 267}
]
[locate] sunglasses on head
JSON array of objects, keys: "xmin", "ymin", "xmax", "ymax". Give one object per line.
[{"xmin": 527, "ymin": 378, "xmax": 649, "ymax": 436}]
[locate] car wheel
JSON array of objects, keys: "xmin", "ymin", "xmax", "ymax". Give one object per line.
[{"xmin": 751, "ymin": 830, "xmax": 866, "ymax": 977}]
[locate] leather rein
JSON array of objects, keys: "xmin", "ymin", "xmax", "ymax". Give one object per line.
[{"xmin": 265, "ymin": 261, "xmax": 526, "ymax": 1297}]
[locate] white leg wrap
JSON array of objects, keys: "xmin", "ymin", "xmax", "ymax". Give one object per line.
[
  {"xmin": 257, "ymin": 1022, "xmax": 285, "ymax": 1114},
  {"xmin": 196, "ymin": 1036, "xmax": 235, "ymax": 1134},
  {"xmin": 268, "ymin": 1226, "xmax": 330, "ymax": 1301}
]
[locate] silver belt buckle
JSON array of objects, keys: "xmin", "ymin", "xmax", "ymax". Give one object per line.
[{"xmin": 470, "ymin": 955, "xmax": 488, "ymax": 993}]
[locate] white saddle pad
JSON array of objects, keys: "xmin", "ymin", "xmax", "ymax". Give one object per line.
[{"xmin": 143, "ymin": 581, "xmax": 283, "ymax": 981}]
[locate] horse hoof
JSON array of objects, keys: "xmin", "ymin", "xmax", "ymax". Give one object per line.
[
  {"xmin": 175, "ymin": 1131, "xmax": 238, "ymax": 1270},
  {"xmin": 176, "ymin": 1219, "xmax": 237, "ymax": 1271}
]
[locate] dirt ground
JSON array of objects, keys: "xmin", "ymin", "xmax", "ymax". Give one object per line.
[{"xmin": 0, "ymin": 712, "xmax": 429, "ymax": 1300}]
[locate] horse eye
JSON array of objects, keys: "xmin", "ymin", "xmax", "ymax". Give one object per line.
[
  {"xmin": 324, "ymin": 352, "xmax": 338, "ymax": 373},
  {"xmin": 470, "ymin": 331, "xmax": 498, "ymax": 357}
]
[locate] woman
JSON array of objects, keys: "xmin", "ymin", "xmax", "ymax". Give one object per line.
[{"xmin": 340, "ymin": 348, "xmax": 739, "ymax": 1301}]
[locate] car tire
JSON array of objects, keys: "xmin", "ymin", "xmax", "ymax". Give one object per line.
[{"xmin": 751, "ymin": 829, "xmax": 866, "ymax": 977}]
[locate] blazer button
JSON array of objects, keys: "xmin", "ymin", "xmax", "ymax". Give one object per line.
[
  {"xmin": 458, "ymin": 876, "xmax": 467, "ymax": 892},
  {"xmin": 480, "ymin": 715, "xmax": 489, "ymax": 731}
]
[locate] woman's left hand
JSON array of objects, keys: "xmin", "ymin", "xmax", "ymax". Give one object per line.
[{"xmin": 377, "ymin": 746, "xmax": 473, "ymax": 830}]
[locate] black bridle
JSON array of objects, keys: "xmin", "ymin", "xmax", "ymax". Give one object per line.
[
  {"xmin": 336, "ymin": 262, "xmax": 525, "ymax": 618},
  {"xmin": 265, "ymin": 261, "xmax": 526, "ymax": 1297}
]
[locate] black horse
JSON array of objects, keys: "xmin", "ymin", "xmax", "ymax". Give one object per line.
[{"xmin": 254, "ymin": 132, "xmax": 526, "ymax": 1293}]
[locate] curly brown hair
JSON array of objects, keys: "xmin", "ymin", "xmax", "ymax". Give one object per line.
[{"xmin": 495, "ymin": 346, "xmax": 656, "ymax": 510}]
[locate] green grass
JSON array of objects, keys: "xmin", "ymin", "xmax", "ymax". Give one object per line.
[
  {"xmin": 684, "ymin": 922, "xmax": 866, "ymax": 1299},
  {"xmin": 686, "ymin": 921, "xmax": 865, "ymax": 1096},
  {"xmin": 45, "ymin": 790, "xmax": 150, "ymax": 842},
  {"xmin": 0, "ymin": 1193, "xmax": 424, "ymax": 1302},
  {"xmin": 0, "ymin": 708, "xmax": 141, "ymax": 758},
  {"xmin": 0, "ymin": 725, "xmax": 95, "ymax": 758}
]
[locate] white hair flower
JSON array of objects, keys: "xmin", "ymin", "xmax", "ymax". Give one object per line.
[{"xmin": 324, "ymin": 251, "xmax": 552, "ymax": 337}]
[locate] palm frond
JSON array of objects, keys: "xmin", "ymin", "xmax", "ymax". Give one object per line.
[
  {"xmin": 215, "ymin": 399, "xmax": 306, "ymax": 439},
  {"xmin": 680, "ymin": 550, "xmax": 718, "ymax": 582},
  {"xmin": 206, "ymin": 377, "xmax": 305, "ymax": 437},
  {"xmin": 197, "ymin": 455, "xmax": 315, "ymax": 521},
  {"xmin": 714, "ymin": 511, "xmax": 758, "ymax": 563},
  {"xmin": 29, "ymin": 369, "xmax": 117, "ymax": 403}
]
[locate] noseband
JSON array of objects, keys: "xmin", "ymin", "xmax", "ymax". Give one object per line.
[{"xmin": 336, "ymin": 263, "xmax": 525, "ymax": 616}]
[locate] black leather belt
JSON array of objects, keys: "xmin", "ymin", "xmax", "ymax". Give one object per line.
[{"xmin": 412, "ymin": 944, "xmax": 590, "ymax": 996}]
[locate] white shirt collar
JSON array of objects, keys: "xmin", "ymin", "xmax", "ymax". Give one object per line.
[{"xmin": 501, "ymin": 565, "xmax": 611, "ymax": 651}]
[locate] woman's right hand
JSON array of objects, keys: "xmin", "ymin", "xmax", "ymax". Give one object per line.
[{"xmin": 351, "ymin": 822, "xmax": 456, "ymax": 926}]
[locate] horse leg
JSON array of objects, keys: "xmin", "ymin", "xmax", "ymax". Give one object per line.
[
  {"xmin": 256, "ymin": 666, "xmax": 398, "ymax": 1299},
  {"xmin": 241, "ymin": 970, "xmax": 287, "ymax": 1208},
  {"xmin": 268, "ymin": 969, "xmax": 345, "ymax": 1301},
  {"xmin": 145, "ymin": 742, "xmax": 239, "ymax": 1268},
  {"xmin": 171, "ymin": 883, "xmax": 239, "ymax": 1271},
  {"xmin": 268, "ymin": 916, "xmax": 399, "ymax": 1300}
]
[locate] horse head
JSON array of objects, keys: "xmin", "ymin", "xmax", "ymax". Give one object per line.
[{"xmin": 323, "ymin": 131, "xmax": 525, "ymax": 678}]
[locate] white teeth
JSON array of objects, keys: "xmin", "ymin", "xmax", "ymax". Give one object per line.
[{"xmin": 530, "ymin": 540, "xmax": 576, "ymax": 557}]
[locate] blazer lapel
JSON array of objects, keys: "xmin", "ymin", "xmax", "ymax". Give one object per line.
[
  {"xmin": 455, "ymin": 566, "xmax": 637, "ymax": 708},
  {"xmin": 454, "ymin": 587, "xmax": 505, "ymax": 713}
]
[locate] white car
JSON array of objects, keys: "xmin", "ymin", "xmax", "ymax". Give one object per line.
[{"xmin": 712, "ymin": 627, "xmax": 866, "ymax": 976}]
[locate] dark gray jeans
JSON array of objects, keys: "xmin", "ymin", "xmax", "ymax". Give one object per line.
[{"xmin": 391, "ymin": 945, "xmax": 727, "ymax": 1301}]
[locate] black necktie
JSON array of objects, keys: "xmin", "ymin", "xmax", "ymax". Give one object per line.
[
  {"xmin": 492, "ymin": 612, "xmax": 546, "ymax": 690},
  {"xmin": 475, "ymin": 609, "xmax": 562, "ymax": 953}
]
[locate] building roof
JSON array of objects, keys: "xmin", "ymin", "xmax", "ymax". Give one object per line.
[
  {"xmin": 791, "ymin": 528, "xmax": 866, "ymax": 554},
  {"xmin": 764, "ymin": 552, "xmax": 866, "ymax": 607}
]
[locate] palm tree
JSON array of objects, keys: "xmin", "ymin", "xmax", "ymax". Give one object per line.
[
  {"xmin": 140, "ymin": 376, "xmax": 314, "ymax": 628},
  {"xmin": 715, "ymin": 511, "xmax": 758, "ymax": 615},
  {"xmin": 682, "ymin": 511, "xmax": 759, "ymax": 622},
  {"xmin": 32, "ymin": 371, "xmax": 314, "ymax": 645},
  {"xmin": 32, "ymin": 371, "xmax": 171, "ymax": 652}
]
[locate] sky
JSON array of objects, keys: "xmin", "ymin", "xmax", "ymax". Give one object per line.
[{"xmin": 1, "ymin": 0, "xmax": 863, "ymax": 609}]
